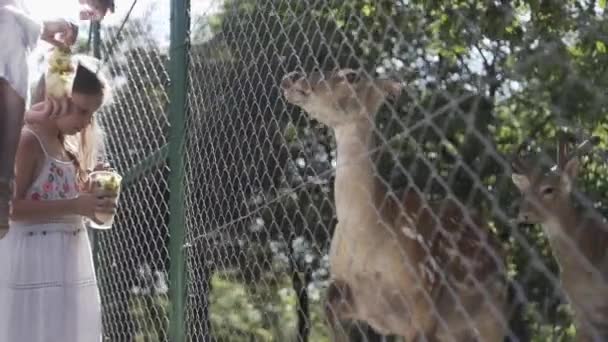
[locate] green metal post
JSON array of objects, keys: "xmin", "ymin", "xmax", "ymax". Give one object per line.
[
  {"xmin": 92, "ymin": 21, "xmax": 101, "ymax": 59},
  {"xmin": 167, "ymin": 0, "xmax": 189, "ymax": 340}
]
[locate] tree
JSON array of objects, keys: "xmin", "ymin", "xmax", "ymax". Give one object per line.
[{"xmin": 98, "ymin": 0, "xmax": 608, "ymax": 340}]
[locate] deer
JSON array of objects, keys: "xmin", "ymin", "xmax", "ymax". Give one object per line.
[
  {"xmin": 511, "ymin": 133, "xmax": 608, "ymax": 341},
  {"xmin": 280, "ymin": 68, "xmax": 508, "ymax": 341}
]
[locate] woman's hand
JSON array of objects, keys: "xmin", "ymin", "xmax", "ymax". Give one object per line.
[
  {"xmin": 41, "ymin": 19, "xmax": 78, "ymax": 49},
  {"xmin": 79, "ymin": 0, "xmax": 115, "ymax": 21},
  {"xmin": 74, "ymin": 192, "xmax": 116, "ymax": 221},
  {"xmin": 25, "ymin": 97, "xmax": 71, "ymax": 123}
]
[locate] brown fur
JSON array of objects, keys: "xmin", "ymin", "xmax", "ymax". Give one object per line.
[
  {"xmin": 281, "ymin": 69, "xmax": 508, "ymax": 341},
  {"xmin": 512, "ymin": 139, "xmax": 608, "ymax": 342}
]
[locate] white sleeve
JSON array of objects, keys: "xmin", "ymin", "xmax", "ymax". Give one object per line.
[
  {"xmin": 1, "ymin": 5, "xmax": 41, "ymax": 49},
  {"xmin": 0, "ymin": 5, "xmax": 38, "ymax": 99}
]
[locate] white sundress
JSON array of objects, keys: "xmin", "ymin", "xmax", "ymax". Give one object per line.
[{"xmin": 0, "ymin": 128, "xmax": 102, "ymax": 342}]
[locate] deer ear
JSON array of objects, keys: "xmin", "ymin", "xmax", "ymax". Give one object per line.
[
  {"xmin": 561, "ymin": 157, "xmax": 580, "ymax": 192},
  {"xmin": 379, "ymin": 80, "xmax": 402, "ymax": 98},
  {"xmin": 511, "ymin": 173, "xmax": 530, "ymax": 192},
  {"xmin": 335, "ymin": 69, "xmax": 359, "ymax": 84}
]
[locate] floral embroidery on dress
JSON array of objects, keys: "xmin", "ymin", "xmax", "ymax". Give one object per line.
[
  {"xmin": 28, "ymin": 161, "xmax": 79, "ymax": 201},
  {"xmin": 43, "ymin": 181, "xmax": 53, "ymax": 193}
]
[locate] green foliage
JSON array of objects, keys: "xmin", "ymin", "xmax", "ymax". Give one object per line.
[
  {"xmin": 185, "ymin": 0, "xmax": 608, "ymax": 340},
  {"xmin": 130, "ymin": 294, "xmax": 170, "ymax": 342},
  {"xmin": 188, "ymin": 0, "xmax": 608, "ymax": 339},
  {"xmin": 210, "ymin": 272, "xmax": 331, "ymax": 342},
  {"xmin": 101, "ymin": 0, "xmax": 608, "ymax": 340},
  {"xmin": 128, "ymin": 265, "xmax": 170, "ymax": 342}
]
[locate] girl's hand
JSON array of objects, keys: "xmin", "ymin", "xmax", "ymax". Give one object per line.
[
  {"xmin": 91, "ymin": 162, "xmax": 115, "ymax": 172},
  {"xmin": 81, "ymin": 163, "xmax": 115, "ymax": 192},
  {"xmin": 75, "ymin": 192, "xmax": 116, "ymax": 221}
]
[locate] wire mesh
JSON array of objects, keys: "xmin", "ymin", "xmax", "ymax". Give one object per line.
[
  {"xmin": 98, "ymin": 0, "xmax": 608, "ymax": 341},
  {"xmin": 94, "ymin": 4, "xmax": 171, "ymax": 340}
]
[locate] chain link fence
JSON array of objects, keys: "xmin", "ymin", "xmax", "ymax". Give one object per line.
[
  {"xmin": 95, "ymin": 0, "xmax": 608, "ymax": 341},
  {"xmin": 93, "ymin": 4, "xmax": 171, "ymax": 340}
]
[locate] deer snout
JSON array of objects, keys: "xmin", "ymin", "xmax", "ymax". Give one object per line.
[
  {"xmin": 517, "ymin": 211, "xmax": 531, "ymax": 223},
  {"xmin": 280, "ymin": 71, "xmax": 304, "ymax": 90},
  {"xmin": 516, "ymin": 199, "xmax": 542, "ymax": 224}
]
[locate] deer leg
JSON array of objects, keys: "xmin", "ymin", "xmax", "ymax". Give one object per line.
[
  {"xmin": 471, "ymin": 310, "xmax": 507, "ymax": 342},
  {"xmin": 572, "ymin": 313, "xmax": 608, "ymax": 342},
  {"xmin": 574, "ymin": 329, "xmax": 608, "ymax": 342},
  {"xmin": 410, "ymin": 332, "xmax": 442, "ymax": 342},
  {"xmin": 574, "ymin": 331, "xmax": 594, "ymax": 342},
  {"xmin": 325, "ymin": 298, "xmax": 349, "ymax": 342},
  {"xmin": 325, "ymin": 279, "xmax": 355, "ymax": 342}
]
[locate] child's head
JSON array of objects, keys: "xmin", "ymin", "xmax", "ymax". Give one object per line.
[
  {"xmin": 54, "ymin": 63, "xmax": 107, "ymax": 136},
  {"xmin": 31, "ymin": 56, "xmax": 110, "ymax": 183}
]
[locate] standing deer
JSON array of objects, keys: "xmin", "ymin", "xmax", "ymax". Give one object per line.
[
  {"xmin": 280, "ymin": 68, "xmax": 508, "ymax": 341},
  {"xmin": 511, "ymin": 134, "xmax": 608, "ymax": 341}
]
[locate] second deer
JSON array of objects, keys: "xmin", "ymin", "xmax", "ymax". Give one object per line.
[
  {"xmin": 281, "ymin": 68, "xmax": 508, "ymax": 341},
  {"xmin": 511, "ymin": 134, "xmax": 608, "ymax": 341}
]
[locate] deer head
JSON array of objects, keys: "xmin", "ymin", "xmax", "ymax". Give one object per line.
[
  {"xmin": 280, "ymin": 68, "xmax": 402, "ymax": 127},
  {"xmin": 510, "ymin": 133, "xmax": 599, "ymax": 224}
]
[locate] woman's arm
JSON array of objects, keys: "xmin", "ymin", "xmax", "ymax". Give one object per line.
[
  {"xmin": 0, "ymin": 5, "xmax": 41, "ymax": 49},
  {"xmin": 10, "ymin": 130, "xmax": 80, "ymax": 221}
]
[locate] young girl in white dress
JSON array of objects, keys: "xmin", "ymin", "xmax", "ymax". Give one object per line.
[
  {"xmin": 0, "ymin": 60, "xmax": 116, "ymax": 342},
  {"xmin": 0, "ymin": 0, "xmax": 78, "ymax": 233},
  {"xmin": 0, "ymin": 0, "xmax": 115, "ymax": 233}
]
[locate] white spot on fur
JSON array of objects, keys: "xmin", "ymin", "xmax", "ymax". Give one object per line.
[
  {"xmin": 401, "ymin": 225, "xmax": 424, "ymax": 243},
  {"xmin": 401, "ymin": 225, "xmax": 417, "ymax": 239},
  {"xmin": 419, "ymin": 263, "xmax": 436, "ymax": 284}
]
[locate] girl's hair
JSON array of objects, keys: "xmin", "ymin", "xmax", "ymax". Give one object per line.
[{"xmin": 33, "ymin": 56, "xmax": 109, "ymax": 184}]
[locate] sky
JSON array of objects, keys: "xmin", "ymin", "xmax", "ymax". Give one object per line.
[
  {"xmin": 25, "ymin": 0, "xmax": 222, "ymax": 85},
  {"xmin": 26, "ymin": 0, "xmax": 221, "ymax": 46}
]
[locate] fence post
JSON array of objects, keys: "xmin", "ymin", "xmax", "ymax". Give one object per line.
[{"xmin": 167, "ymin": 0, "xmax": 190, "ymax": 340}]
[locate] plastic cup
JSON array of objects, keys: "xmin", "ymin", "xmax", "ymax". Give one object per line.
[{"xmin": 88, "ymin": 170, "xmax": 122, "ymax": 229}]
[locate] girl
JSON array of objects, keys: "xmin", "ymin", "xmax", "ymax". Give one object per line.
[
  {"xmin": 0, "ymin": 1, "xmax": 77, "ymax": 233},
  {"xmin": 0, "ymin": 59, "xmax": 115, "ymax": 342},
  {"xmin": 0, "ymin": 0, "xmax": 115, "ymax": 233}
]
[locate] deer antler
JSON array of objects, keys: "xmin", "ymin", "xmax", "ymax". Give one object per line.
[
  {"xmin": 561, "ymin": 135, "xmax": 601, "ymax": 167},
  {"xmin": 556, "ymin": 130, "xmax": 576, "ymax": 169},
  {"xmin": 510, "ymin": 141, "xmax": 531, "ymax": 175},
  {"xmin": 511, "ymin": 115, "xmax": 555, "ymax": 174}
]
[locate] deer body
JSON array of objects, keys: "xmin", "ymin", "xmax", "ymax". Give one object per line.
[
  {"xmin": 329, "ymin": 121, "xmax": 421, "ymax": 335},
  {"xmin": 512, "ymin": 139, "xmax": 608, "ymax": 341},
  {"xmin": 282, "ymin": 69, "xmax": 508, "ymax": 341}
]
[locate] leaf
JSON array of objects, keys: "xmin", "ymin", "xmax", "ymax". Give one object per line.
[
  {"xmin": 596, "ymin": 41, "xmax": 607, "ymax": 54},
  {"xmin": 361, "ymin": 3, "xmax": 374, "ymax": 16},
  {"xmin": 568, "ymin": 45, "xmax": 584, "ymax": 57}
]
